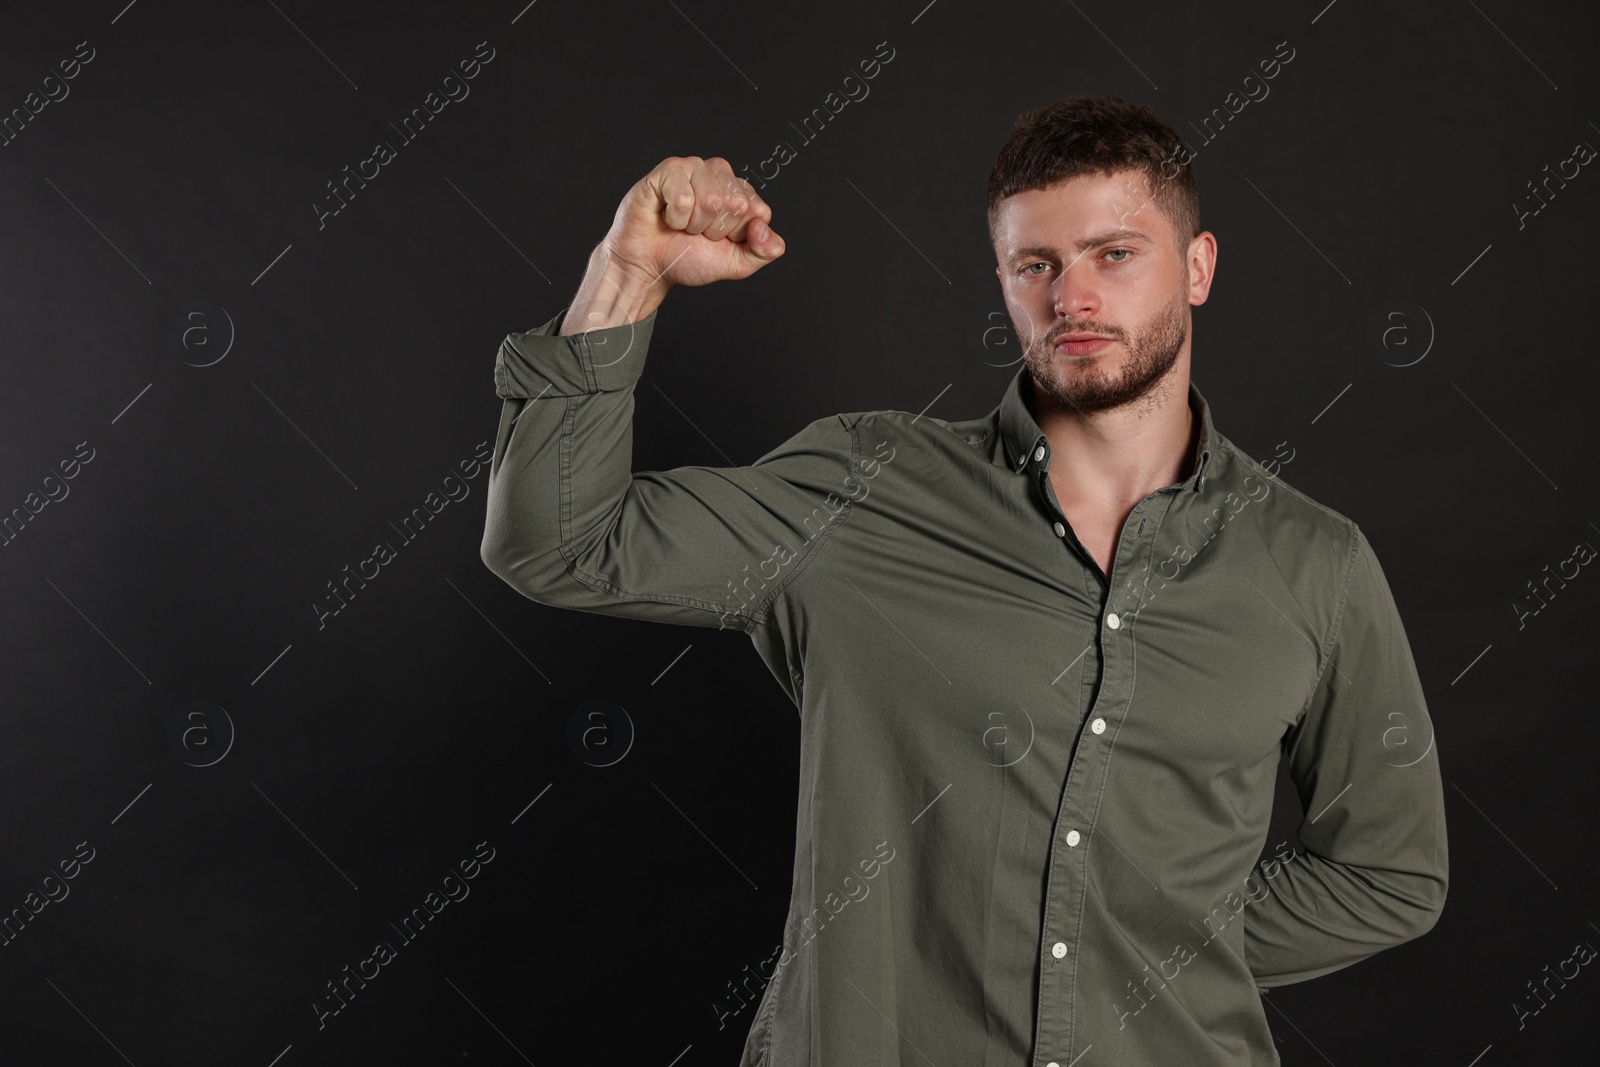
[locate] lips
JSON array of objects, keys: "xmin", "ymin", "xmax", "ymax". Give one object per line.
[{"xmin": 1055, "ymin": 334, "xmax": 1115, "ymax": 355}]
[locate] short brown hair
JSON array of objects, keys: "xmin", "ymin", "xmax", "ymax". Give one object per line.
[{"xmin": 986, "ymin": 95, "xmax": 1200, "ymax": 254}]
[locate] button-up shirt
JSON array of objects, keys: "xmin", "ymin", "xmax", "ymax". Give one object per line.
[{"xmin": 481, "ymin": 304, "xmax": 1448, "ymax": 1067}]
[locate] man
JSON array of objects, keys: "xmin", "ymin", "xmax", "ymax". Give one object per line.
[{"xmin": 480, "ymin": 95, "xmax": 1447, "ymax": 1066}]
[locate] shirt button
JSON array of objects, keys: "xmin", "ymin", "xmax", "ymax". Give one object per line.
[
  {"xmin": 1051, "ymin": 942, "xmax": 1067, "ymax": 959},
  {"xmin": 1066, "ymin": 829, "xmax": 1081, "ymax": 846},
  {"xmin": 1091, "ymin": 717, "xmax": 1106, "ymax": 734},
  {"xmin": 1033, "ymin": 444, "xmax": 1046, "ymax": 462},
  {"xmin": 1052, "ymin": 521, "xmax": 1066, "ymax": 538},
  {"xmin": 1106, "ymin": 612, "xmax": 1121, "ymax": 629},
  {"xmin": 1048, "ymin": 1063, "xmax": 1061, "ymax": 1067}
]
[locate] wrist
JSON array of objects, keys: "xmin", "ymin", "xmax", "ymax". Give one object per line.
[{"xmin": 559, "ymin": 247, "xmax": 670, "ymax": 335}]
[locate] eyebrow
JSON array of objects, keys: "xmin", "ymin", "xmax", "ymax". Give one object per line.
[{"xmin": 1008, "ymin": 228, "xmax": 1152, "ymax": 262}]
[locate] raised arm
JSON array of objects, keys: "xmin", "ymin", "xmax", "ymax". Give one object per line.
[
  {"xmin": 1243, "ymin": 526, "xmax": 1449, "ymax": 987},
  {"xmin": 480, "ymin": 157, "xmax": 856, "ymax": 632}
]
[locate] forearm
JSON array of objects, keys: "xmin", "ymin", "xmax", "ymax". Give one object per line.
[
  {"xmin": 481, "ymin": 276, "xmax": 659, "ymax": 606},
  {"xmin": 1244, "ymin": 837, "xmax": 1447, "ymax": 988}
]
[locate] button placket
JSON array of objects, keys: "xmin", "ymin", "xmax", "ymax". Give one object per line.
[{"xmin": 1035, "ymin": 498, "xmax": 1162, "ymax": 1060}]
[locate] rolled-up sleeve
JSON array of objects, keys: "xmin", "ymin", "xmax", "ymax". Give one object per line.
[
  {"xmin": 1244, "ymin": 525, "xmax": 1448, "ymax": 987},
  {"xmin": 480, "ymin": 305, "xmax": 856, "ymax": 632}
]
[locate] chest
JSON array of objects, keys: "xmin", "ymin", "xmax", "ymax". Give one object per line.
[
  {"xmin": 1050, "ymin": 483, "xmax": 1132, "ymax": 579},
  {"xmin": 787, "ymin": 497, "xmax": 1323, "ymax": 774}
]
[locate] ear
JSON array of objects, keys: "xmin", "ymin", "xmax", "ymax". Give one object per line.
[{"xmin": 1186, "ymin": 231, "xmax": 1218, "ymax": 306}]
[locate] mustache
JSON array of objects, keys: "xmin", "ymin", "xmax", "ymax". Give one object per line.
[{"xmin": 1043, "ymin": 325, "xmax": 1122, "ymax": 345}]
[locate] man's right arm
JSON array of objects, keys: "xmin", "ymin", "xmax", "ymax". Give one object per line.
[
  {"xmin": 480, "ymin": 252, "xmax": 854, "ymax": 633},
  {"xmin": 481, "ymin": 155, "xmax": 847, "ymax": 632}
]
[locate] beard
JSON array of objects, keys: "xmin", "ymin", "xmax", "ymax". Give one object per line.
[{"xmin": 1022, "ymin": 283, "xmax": 1189, "ymax": 416}]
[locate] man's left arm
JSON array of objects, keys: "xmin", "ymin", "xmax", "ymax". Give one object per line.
[{"xmin": 1244, "ymin": 525, "xmax": 1448, "ymax": 988}]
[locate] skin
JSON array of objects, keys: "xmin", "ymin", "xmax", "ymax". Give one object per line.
[{"xmin": 991, "ymin": 169, "xmax": 1218, "ymax": 580}]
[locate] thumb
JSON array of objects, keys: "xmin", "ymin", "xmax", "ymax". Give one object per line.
[{"xmin": 736, "ymin": 216, "xmax": 785, "ymax": 269}]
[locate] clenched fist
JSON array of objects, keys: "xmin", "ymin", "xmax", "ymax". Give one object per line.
[{"xmin": 604, "ymin": 156, "xmax": 785, "ymax": 289}]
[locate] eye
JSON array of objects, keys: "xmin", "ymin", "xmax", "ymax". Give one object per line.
[
  {"xmin": 1020, "ymin": 262, "xmax": 1049, "ymax": 276},
  {"xmin": 1104, "ymin": 248, "xmax": 1132, "ymax": 262}
]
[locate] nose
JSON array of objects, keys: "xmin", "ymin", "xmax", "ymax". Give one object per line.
[{"xmin": 1051, "ymin": 257, "xmax": 1101, "ymax": 320}]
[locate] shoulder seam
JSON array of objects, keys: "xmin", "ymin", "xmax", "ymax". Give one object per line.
[{"xmin": 1221, "ymin": 436, "xmax": 1353, "ymax": 529}]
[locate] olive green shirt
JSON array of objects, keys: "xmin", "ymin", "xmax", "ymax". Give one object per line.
[{"xmin": 480, "ymin": 305, "xmax": 1448, "ymax": 1067}]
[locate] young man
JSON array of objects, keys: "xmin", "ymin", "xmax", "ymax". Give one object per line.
[{"xmin": 481, "ymin": 95, "xmax": 1446, "ymax": 1066}]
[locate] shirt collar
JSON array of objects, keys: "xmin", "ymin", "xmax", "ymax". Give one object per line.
[{"xmin": 995, "ymin": 364, "xmax": 1215, "ymax": 492}]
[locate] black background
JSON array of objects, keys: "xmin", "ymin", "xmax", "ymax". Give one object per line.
[{"xmin": 2, "ymin": 1, "xmax": 1596, "ymax": 1064}]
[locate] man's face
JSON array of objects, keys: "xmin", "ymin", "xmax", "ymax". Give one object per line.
[{"xmin": 992, "ymin": 169, "xmax": 1211, "ymax": 416}]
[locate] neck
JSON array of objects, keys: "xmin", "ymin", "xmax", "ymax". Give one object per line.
[{"xmin": 1026, "ymin": 368, "xmax": 1198, "ymax": 510}]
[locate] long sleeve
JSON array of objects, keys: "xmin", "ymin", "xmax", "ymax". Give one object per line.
[
  {"xmin": 479, "ymin": 304, "xmax": 858, "ymax": 632},
  {"xmin": 1243, "ymin": 525, "xmax": 1448, "ymax": 987}
]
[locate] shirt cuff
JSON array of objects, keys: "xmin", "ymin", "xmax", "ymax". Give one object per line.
[{"xmin": 493, "ymin": 304, "xmax": 659, "ymax": 398}]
